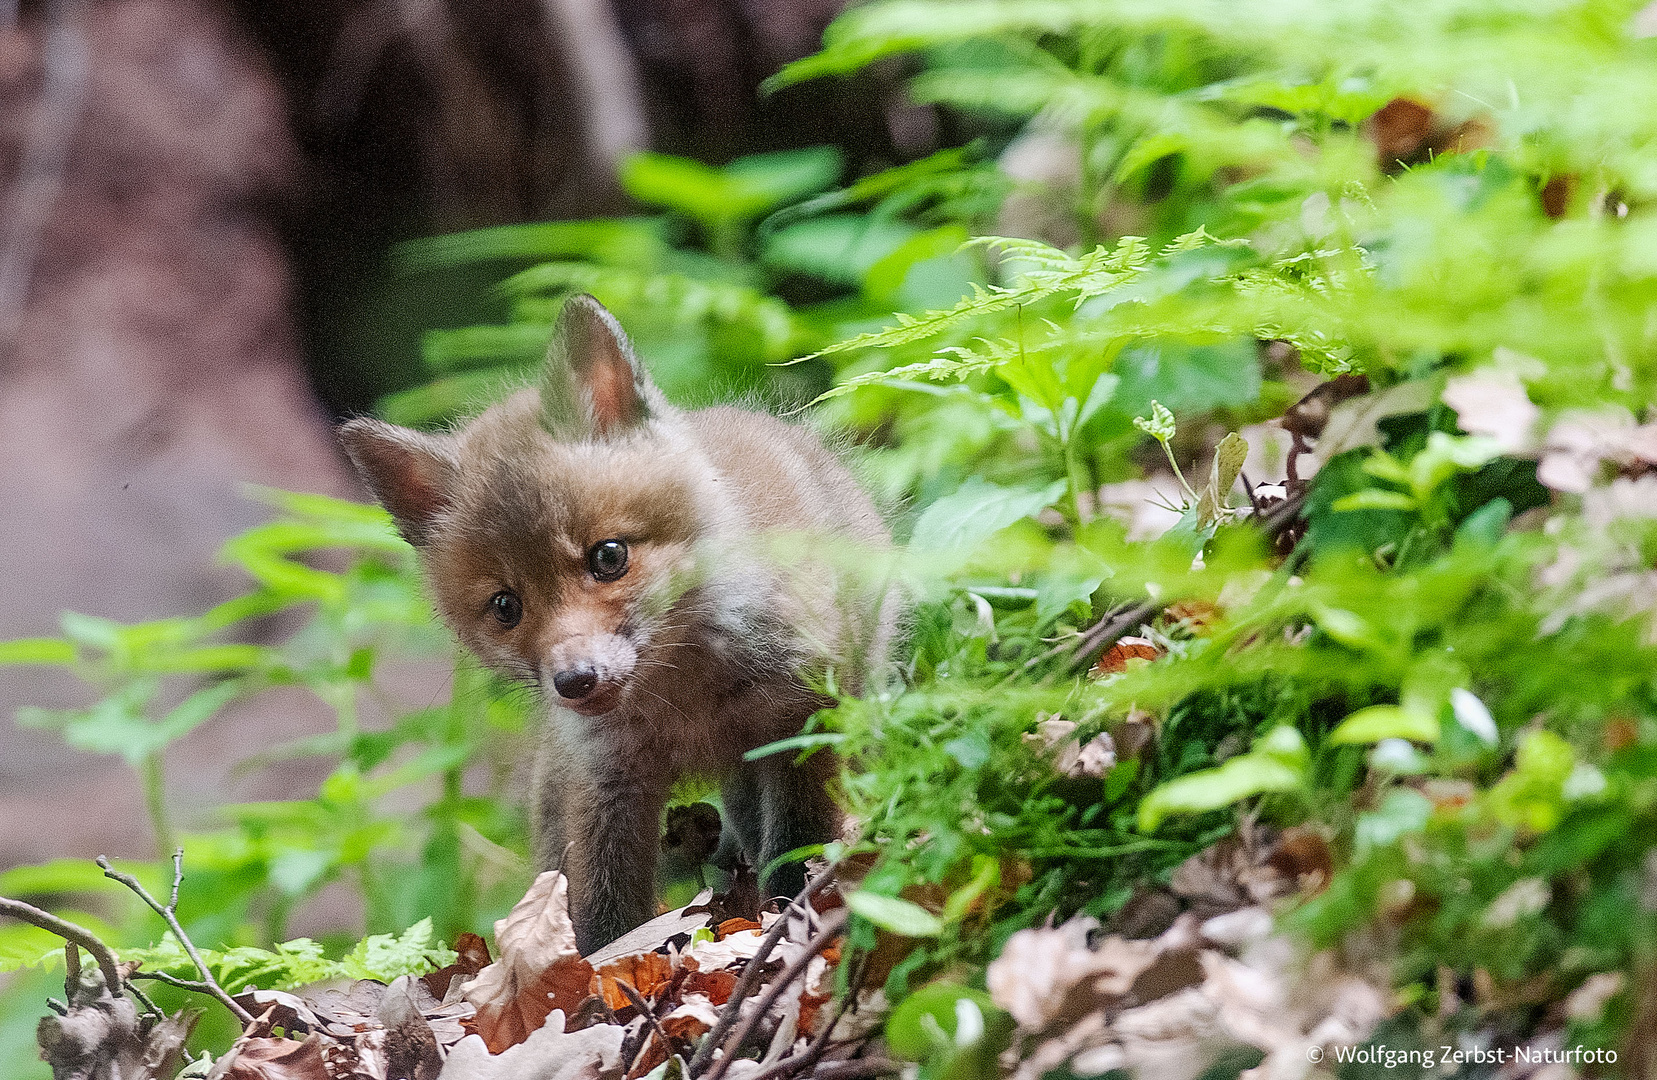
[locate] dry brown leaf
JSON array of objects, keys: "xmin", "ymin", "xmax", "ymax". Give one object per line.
[
  {"xmin": 212, "ymin": 1034, "xmax": 328, "ymax": 1080},
  {"xmin": 464, "ymin": 871, "xmax": 599, "ymax": 1054},
  {"xmin": 1025, "ymin": 718, "xmax": 1118, "ymax": 778},
  {"xmin": 1265, "ymin": 828, "xmax": 1334, "ymax": 895},
  {"xmin": 715, "ymin": 917, "xmax": 763, "ymax": 939},
  {"xmin": 422, "ymin": 932, "xmax": 493, "ymax": 1001},
  {"xmin": 594, "ymin": 950, "xmax": 674, "ymax": 1011},
  {"xmin": 437, "ymin": 1010, "xmax": 626, "ymax": 1080},
  {"xmin": 659, "ymin": 993, "xmax": 721, "ymax": 1041},
  {"xmin": 1091, "ymin": 636, "xmax": 1161, "ymax": 677},
  {"xmin": 683, "ymin": 967, "xmax": 738, "ymax": 1006}
]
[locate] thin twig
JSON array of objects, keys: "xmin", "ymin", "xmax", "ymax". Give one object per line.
[
  {"xmin": 688, "ymin": 869, "xmax": 838, "ymax": 1077},
  {"xmin": 0, "ymin": 895, "xmax": 123, "ymax": 992},
  {"xmin": 1239, "ymin": 470, "xmax": 1263, "ymax": 516},
  {"xmin": 62, "ymin": 940, "xmax": 79, "ymax": 997},
  {"xmin": 168, "ymin": 849, "xmax": 183, "ymax": 912},
  {"xmin": 615, "ymin": 978, "xmax": 684, "ymax": 1080},
  {"xmin": 1065, "ymin": 601, "xmax": 1157, "ymax": 672},
  {"xmin": 124, "ymin": 978, "xmax": 164, "ymax": 1022},
  {"xmin": 127, "ymin": 970, "xmax": 216, "ymax": 993},
  {"xmin": 742, "ymin": 953, "xmax": 870, "ymax": 1080},
  {"xmin": 703, "ymin": 907, "xmax": 849, "ymax": 1080},
  {"xmin": 97, "ymin": 853, "xmax": 253, "ymax": 1025},
  {"xmin": 809, "ymin": 1060, "xmax": 903, "ymax": 1079}
]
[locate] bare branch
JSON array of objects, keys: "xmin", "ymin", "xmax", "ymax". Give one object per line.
[
  {"xmin": 702, "ymin": 907, "xmax": 849, "ymax": 1080},
  {"xmin": 741, "ymin": 953, "xmax": 871, "ymax": 1080},
  {"xmin": 0, "ymin": 895, "xmax": 123, "ymax": 993},
  {"xmin": 97, "ymin": 855, "xmax": 254, "ymax": 1025},
  {"xmin": 614, "ymin": 978, "xmax": 684, "ymax": 1080}
]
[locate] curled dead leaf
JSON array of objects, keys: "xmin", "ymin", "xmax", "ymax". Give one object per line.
[{"xmin": 464, "ymin": 871, "xmax": 598, "ymax": 1053}]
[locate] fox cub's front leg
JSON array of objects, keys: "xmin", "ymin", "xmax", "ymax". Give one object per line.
[
  {"xmin": 533, "ymin": 736, "xmax": 665, "ymax": 953},
  {"xmin": 720, "ymin": 754, "xmax": 839, "ymax": 901}
]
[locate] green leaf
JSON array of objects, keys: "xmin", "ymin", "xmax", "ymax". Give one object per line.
[
  {"xmin": 743, "ymin": 732, "xmax": 846, "ymax": 761},
  {"xmin": 0, "ymin": 638, "xmax": 75, "ymax": 666},
  {"xmin": 941, "ymin": 855, "xmax": 1001, "ymax": 922},
  {"xmin": 1132, "ymin": 400, "xmax": 1176, "ymax": 443},
  {"xmin": 1355, "ymin": 788, "xmax": 1434, "ymax": 855},
  {"xmin": 1138, "ymin": 726, "xmax": 1308, "ymax": 832},
  {"xmin": 909, "ymin": 478, "xmax": 1067, "ymax": 552},
  {"xmin": 1331, "ymin": 489, "xmax": 1418, "ymax": 513},
  {"xmin": 394, "ymin": 218, "xmax": 667, "ymax": 271},
  {"xmin": 337, "ymin": 917, "xmax": 455, "ymax": 982},
  {"xmin": 886, "ymin": 982, "xmax": 1007, "ymax": 1061},
  {"xmin": 622, "ymin": 148, "xmax": 840, "ymax": 227},
  {"xmin": 1328, "ymin": 705, "xmax": 1439, "ymax": 745},
  {"xmin": 845, "ymin": 891, "xmax": 944, "ymax": 937}
]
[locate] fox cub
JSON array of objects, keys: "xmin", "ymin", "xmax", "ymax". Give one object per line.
[{"xmin": 340, "ymin": 295, "xmax": 893, "ymax": 952}]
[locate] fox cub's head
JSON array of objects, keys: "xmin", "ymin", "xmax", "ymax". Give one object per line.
[{"xmin": 340, "ymin": 295, "xmax": 717, "ymax": 715}]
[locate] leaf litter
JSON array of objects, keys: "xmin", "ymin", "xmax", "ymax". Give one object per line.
[{"xmin": 198, "ymin": 867, "xmax": 877, "ymax": 1080}]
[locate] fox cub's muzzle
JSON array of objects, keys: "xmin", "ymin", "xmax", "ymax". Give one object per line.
[
  {"xmin": 543, "ymin": 632, "xmax": 636, "ymax": 714},
  {"xmin": 553, "ymin": 666, "xmax": 598, "ymax": 700}
]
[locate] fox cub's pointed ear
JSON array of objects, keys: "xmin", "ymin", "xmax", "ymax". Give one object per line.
[
  {"xmin": 541, "ymin": 294, "xmax": 657, "ymax": 439},
  {"xmin": 338, "ymin": 418, "xmax": 458, "ymax": 546}
]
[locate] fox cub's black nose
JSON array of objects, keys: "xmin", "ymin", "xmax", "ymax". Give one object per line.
[{"xmin": 553, "ymin": 667, "xmax": 598, "ymax": 700}]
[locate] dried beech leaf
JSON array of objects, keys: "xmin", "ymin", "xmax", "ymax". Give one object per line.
[
  {"xmin": 211, "ymin": 1034, "xmax": 329, "ymax": 1080},
  {"xmin": 438, "ymin": 1010, "xmax": 625, "ymax": 1080},
  {"xmin": 594, "ymin": 951, "xmax": 674, "ymax": 1011},
  {"xmin": 464, "ymin": 871, "xmax": 598, "ymax": 1053}
]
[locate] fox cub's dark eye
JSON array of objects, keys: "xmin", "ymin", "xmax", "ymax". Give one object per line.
[
  {"xmin": 588, "ymin": 539, "xmax": 628, "ymax": 582},
  {"xmin": 490, "ymin": 591, "xmax": 522, "ymax": 628}
]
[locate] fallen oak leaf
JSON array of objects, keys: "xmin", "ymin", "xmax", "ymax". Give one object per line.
[
  {"xmin": 584, "ymin": 890, "xmax": 714, "ymax": 969},
  {"xmin": 464, "ymin": 871, "xmax": 598, "ymax": 1053}
]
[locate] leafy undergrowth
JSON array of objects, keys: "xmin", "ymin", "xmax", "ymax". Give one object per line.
[{"xmin": 8, "ymin": 0, "xmax": 1657, "ymax": 1077}]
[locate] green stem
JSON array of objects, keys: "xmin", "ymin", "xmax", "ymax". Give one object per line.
[
  {"xmin": 1064, "ymin": 434, "xmax": 1093, "ymax": 526},
  {"xmin": 1161, "ymin": 439, "xmax": 1199, "ymax": 505},
  {"xmin": 140, "ymin": 752, "xmax": 175, "ymax": 859}
]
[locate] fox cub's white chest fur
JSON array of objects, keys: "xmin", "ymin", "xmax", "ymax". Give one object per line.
[{"xmin": 340, "ymin": 294, "xmax": 893, "ymax": 952}]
